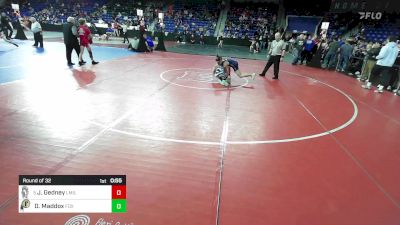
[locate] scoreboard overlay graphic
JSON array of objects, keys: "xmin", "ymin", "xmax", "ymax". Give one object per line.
[{"xmin": 18, "ymin": 175, "xmax": 126, "ymax": 213}]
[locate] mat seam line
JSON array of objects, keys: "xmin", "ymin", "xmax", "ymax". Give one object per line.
[{"xmin": 215, "ymin": 86, "xmax": 231, "ymax": 225}]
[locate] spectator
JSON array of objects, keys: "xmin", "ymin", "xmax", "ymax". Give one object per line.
[
  {"xmin": 260, "ymin": 33, "xmax": 267, "ymax": 49},
  {"xmin": 1, "ymin": 12, "xmax": 13, "ymax": 39},
  {"xmin": 321, "ymin": 36, "xmax": 340, "ymax": 69},
  {"xmin": 199, "ymin": 34, "xmax": 205, "ymax": 45},
  {"xmin": 143, "ymin": 33, "xmax": 155, "ymax": 52},
  {"xmin": 363, "ymin": 36, "xmax": 399, "ymax": 93},
  {"xmin": 217, "ymin": 34, "xmax": 223, "ymax": 48},
  {"xmin": 113, "ymin": 22, "xmax": 120, "ymax": 36},
  {"xmin": 176, "ymin": 32, "xmax": 182, "ymax": 43},
  {"xmin": 128, "ymin": 37, "xmax": 140, "ymax": 51},
  {"xmin": 358, "ymin": 42, "xmax": 381, "ymax": 81},
  {"xmin": 292, "ymin": 34, "xmax": 305, "ymax": 65},
  {"xmin": 105, "ymin": 26, "xmax": 113, "ymax": 40},
  {"xmin": 89, "ymin": 23, "xmax": 99, "ymax": 37},
  {"xmin": 122, "ymin": 22, "xmax": 129, "ymax": 44},
  {"xmin": 249, "ymin": 39, "xmax": 260, "ymax": 53},
  {"xmin": 190, "ymin": 34, "xmax": 195, "ymax": 44},
  {"xmin": 300, "ymin": 35, "xmax": 315, "ymax": 64},
  {"xmin": 337, "ymin": 39, "xmax": 354, "ymax": 72}
]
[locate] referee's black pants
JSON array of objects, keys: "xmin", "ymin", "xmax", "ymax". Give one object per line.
[
  {"xmin": 123, "ymin": 32, "xmax": 129, "ymax": 43},
  {"xmin": 65, "ymin": 42, "xmax": 81, "ymax": 64},
  {"xmin": 33, "ymin": 32, "xmax": 43, "ymax": 48},
  {"xmin": 371, "ymin": 64, "xmax": 394, "ymax": 87},
  {"xmin": 261, "ymin": 55, "xmax": 281, "ymax": 78}
]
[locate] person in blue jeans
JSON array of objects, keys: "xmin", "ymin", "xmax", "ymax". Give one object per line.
[
  {"xmin": 291, "ymin": 34, "xmax": 305, "ymax": 65},
  {"xmin": 337, "ymin": 39, "xmax": 353, "ymax": 72}
]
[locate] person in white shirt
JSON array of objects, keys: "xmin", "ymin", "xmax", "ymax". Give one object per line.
[
  {"xmin": 30, "ymin": 17, "xmax": 43, "ymax": 48},
  {"xmin": 259, "ymin": 32, "xmax": 286, "ymax": 79},
  {"xmin": 122, "ymin": 22, "xmax": 129, "ymax": 44},
  {"xmin": 128, "ymin": 36, "xmax": 139, "ymax": 51}
]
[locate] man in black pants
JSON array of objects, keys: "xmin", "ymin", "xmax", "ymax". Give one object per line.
[
  {"xmin": 0, "ymin": 27, "xmax": 18, "ymax": 47},
  {"xmin": 30, "ymin": 17, "xmax": 43, "ymax": 48},
  {"xmin": 362, "ymin": 36, "xmax": 399, "ymax": 93},
  {"xmin": 63, "ymin": 17, "xmax": 81, "ymax": 66},
  {"xmin": 1, "ymin": 13, "xmax": 14, "ymax": 39},
  {"xmin": 259, "ymin": 32, "xmax": 286, "ymax": 79},
  {"xmin": 122, "ymin": 22, "xmax": 129, "ymax": 44}
]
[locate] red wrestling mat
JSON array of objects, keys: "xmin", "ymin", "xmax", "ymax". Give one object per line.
[{"xmin": 0, "ymin": 51, "xmax": 399, "ymax": 225}]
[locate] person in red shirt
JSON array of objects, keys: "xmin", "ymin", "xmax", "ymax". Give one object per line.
[{"xmin": 78, "ymin": 18, "xmax": 98, "ymax": 66}]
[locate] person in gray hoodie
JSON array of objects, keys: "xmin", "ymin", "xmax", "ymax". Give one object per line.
[{"xmin": 362, "ymin": 36, "xmax": 399, "ymax": 93}]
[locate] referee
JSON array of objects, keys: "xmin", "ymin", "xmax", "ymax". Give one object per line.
[
  {"xmin": 259, "ymin": 32, "xmax": 286, "ymax": 79},
  {"xmin": 63, "ymin": 17, "xmax": 80, "ymax": 66}
]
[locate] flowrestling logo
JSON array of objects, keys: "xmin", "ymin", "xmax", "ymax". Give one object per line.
[
  {"xmin": 65, "ymin": 215, "xmax": 135, "ymax": 225},
  {"xmin": 65, "ymin": 215, "xmax": 90, "ymax": 225},
  {"xmin": 359, "ymin": 12, "xmax": 382, "ymax": 20}
]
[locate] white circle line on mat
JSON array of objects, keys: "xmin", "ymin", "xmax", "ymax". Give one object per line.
[{"xmin": 88, "ymin": 69, "xmax": 358, "ymax": 145}]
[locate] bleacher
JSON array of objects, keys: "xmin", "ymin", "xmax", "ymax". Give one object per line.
[
  {"xmin": 364, "ymin": 24, "xmax": 400, "ymax": 42},
  {"xmin": 224, "ymin": 3, "xmax": 277, "ymax": 39},
  {"xmin": 18, "ymin": 0, "xmax": 107, "ymax": 24},
  {"xmin": 163, "ymin": 0, "xmax": 220, "ymax": 35}
]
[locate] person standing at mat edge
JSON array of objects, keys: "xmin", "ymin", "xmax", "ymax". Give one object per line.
[
  {"xmin": 78, "ymin": 18, "xmax": 99, "ymax": 66},
  {"xmin": 63, "ymin": 17, "xmax": 81, "ymax": 66},
  {"xmin": 259, "ymin": 32, "xmax": 286, "ymax": 79},
  {"xmin": 30, "ymin": 17, "xmax": 43, "ymax": 48},
  {"xmin": 362, "ymin": 36, "xmax": 399, "ymax": 93},
  {"xmin": 1, "ymin": 12, "xmax": 13, "ymax": 39},
  {"xmin": 122, "ymin": 22, "xmax": 129, "ymax": 44}
]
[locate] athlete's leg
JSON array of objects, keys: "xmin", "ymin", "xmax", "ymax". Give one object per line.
[
  {"xmin": 87, "ymin": 45, "xmax": 99, "ymax": 64},
  {"xmin": 235, "ymin": 69, "xmax": 255, "ymax": 79},
  {"xmin": 79, "ymin": 45, "xmax": 85, "ymax": 64}
]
